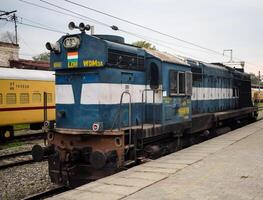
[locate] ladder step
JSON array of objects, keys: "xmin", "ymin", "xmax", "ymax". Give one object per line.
[
  {"xmin": 124, "ymin": 160, "xmax": 136, "ymax": 167},
  {"xmin": 125, "ymin": 144, "xmax": 135, "ymax": 149}
]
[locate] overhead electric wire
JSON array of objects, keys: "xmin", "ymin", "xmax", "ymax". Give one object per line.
[
  {"xmin": 19, "ymin": 0, "xmax": 88, "ymax": 23},
  {"xmin": 5, "ymin": 19, "xmax": 67, "ymax": 34},
  {"xmin": 20, "ymin": 0, "xmax": 259, "ymax": 69},
  {"xmin": 120, "ymin": 29, "xmax": 202, "ymax": 61},
  {"xmin": 39, "ymin": 0, "xmax": 110, "ymax": 28},
  {"xmin": 21, "ymin": 0, "xmax": 229, "ymax": 60},
  {"xmin": 19, "ymin": 21, "xmax": 67, "ymax": 34},
  {"xmin": 19, "ymin": 15, "xmax": 59, "ymax": 31},
  {"xmin": 63, "ymin": 0, "xmax": 225, "ymax": 55},
  {"xmin": 37, "ymin": 0, "xmax": 205, "ymax": 60},
  {"xmin": 63, "ymin": 0, "xmax": 261, "ymax": 69},
  {"xmin": 19, "ymin": 35, "xmax": 37, "ymax": 54}
]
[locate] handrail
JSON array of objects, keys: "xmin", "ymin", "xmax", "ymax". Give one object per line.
[
  {"xmin": 141, "ymin": 89, "xmax": 156, "ymax": 131},
  {"xmin": 118, "ymin": 91, "xmax": 132, "ymax": 153}
]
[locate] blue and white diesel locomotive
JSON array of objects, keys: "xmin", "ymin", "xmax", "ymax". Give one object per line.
[{"xmin": 38, "ymin": 22, "xmax": 257, "ymax": 186}]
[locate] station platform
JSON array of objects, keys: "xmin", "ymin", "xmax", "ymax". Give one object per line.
[{"xmin": 48, "ymin": 120, "xmax": 263, "ymax": 200}]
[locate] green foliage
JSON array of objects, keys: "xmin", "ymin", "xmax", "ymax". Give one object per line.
[
  {"xmin": 0, "ymin": 140, "xmax": 23, "ymax": 149},
  {"xmin": 249, "ymin": 73, "xmax": 263, "ymax": 85},
  {"xmin": 14, "ymin": 124, "xmax": 30, "ymax": 130},
  {"xmin": 32, "ymin": 52, "xmax": 50, "ymax": 61},
  {"xmin": 132, "ymin": 40, "xmax": 157, "ymax": 50}
]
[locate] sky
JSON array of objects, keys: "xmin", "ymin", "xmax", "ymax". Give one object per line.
[{"xmin": 1, "ymin": 0, "xmax": 263, "ymax": 74}]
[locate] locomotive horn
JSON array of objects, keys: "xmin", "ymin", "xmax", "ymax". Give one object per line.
[
  {"xmin": 79, "ymin": 23, "xmax": 91, "ymax": 32},
  {"xmin": 68, "ymin": 21, "xmax": 76, "ymax": 30}
]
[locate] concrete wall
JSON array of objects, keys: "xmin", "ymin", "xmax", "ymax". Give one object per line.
[{"xmin": 0, "ymin": 42, "xmax": 19, "ymax": 67}]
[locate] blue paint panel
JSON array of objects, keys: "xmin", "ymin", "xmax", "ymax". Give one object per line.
[
  {"xmin": 192, "ymin": 99, "xmax": 238, "ymax": 114},
  {"xmin": 51, "ymin": 33, "xmax": 108, "ymax": 70},
  {"xmin": 161, "ymin": 61, "xmax": 192, "ymax": 125},
  {"xmin": 56, "ymin": 68, "xmax": 145, "ymax": 85},
  {"xmin": 56, "ymin": 103, "xmax": 162, "ymax": 129},
  {"xmin": 50, "ymin": 32, "xmax": 252, "ymax": 132}
]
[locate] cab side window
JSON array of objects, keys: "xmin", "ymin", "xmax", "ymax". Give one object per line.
[
  {"xmin": 169, "ymin": 71, "xmax": 177, "ymax": 95},
  {"xmin": 178, "ymin": 72, "xmax": 185, "ymax": 94},
  {"xmin": 170, "ymin": 70, "xmax": 192, "ymax": 96}
]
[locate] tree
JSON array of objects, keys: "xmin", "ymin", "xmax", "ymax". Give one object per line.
[
  {"xmin": 0, "ymin": 31, "xmax": 17, "ymax": 44},
  {"xmin": 132, "ymin": 40, "xmax": 156, "ymax": 50},
  {"xmin": 250, "ymin": 73, "xmax": 260, "ymax": 85},
  {"xmin": 32, "ymin": 52, "xmax": 50, "ymax": 61}
]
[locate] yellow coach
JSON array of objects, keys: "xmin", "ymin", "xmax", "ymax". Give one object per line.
[{"xmin": 0, "ymin": 67, "xmax": 55, "ymax": 140}]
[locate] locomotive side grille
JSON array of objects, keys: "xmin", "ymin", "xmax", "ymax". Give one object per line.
[
  {"xmin": 108, "ymin": 49, "xmax": 145, "ymax": 71},
  {"xmin": 191, "ymin": 67, "xmax": 202, "ymax": 81}
]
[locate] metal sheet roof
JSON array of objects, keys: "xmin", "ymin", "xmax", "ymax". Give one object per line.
[
  {"xmin": 0, "ymin": 67, "xmax": 55, "ymax": 81},
  {"xmin": 145, "ymin": 49, "xmax": 189, "ymax": 66}
]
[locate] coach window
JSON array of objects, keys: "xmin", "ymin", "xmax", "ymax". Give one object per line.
[
  {"xmin": 150, "ymin": 63, "xmax": 159, "ymax": 90},
  {"xmin": 6, "ymin": 93, "xmax": 16, "ymax": 104},
  {"xmin": 0, "ymin": 93, "xmax": 2, "ymax": 104},
  {"xmin": 47, "ymin": 93, "xmax": 52, "ymax": 103},
  {"xmin": 20, "ymin": 93, "xmax": 29, "ymax": 104},
  {"xmin": 32, "ymin": 93, "xmax": 41, "ymax": 103}
]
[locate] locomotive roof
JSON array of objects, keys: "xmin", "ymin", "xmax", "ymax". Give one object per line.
[
  {"xmin": 0, "ymin": 67, "xmax": 55, "ymax": 81},
  {"xmin": 145, "ymin": 49, "xmax": 189, "ymax": 66}
]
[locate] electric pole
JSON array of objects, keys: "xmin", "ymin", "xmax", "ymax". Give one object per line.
[
  {"xmin": 0, "ymin": 10, "xmax": 18, "ymax": 44},
  {"xmin": 11, "ymin": 13, "xmax": 18, "ymax": 44},
  {"xmin": 258, "ymin": 71, "xmax": 261, "ymax": 94}
]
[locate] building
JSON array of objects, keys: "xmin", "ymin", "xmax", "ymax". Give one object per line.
[
  {"xmin": 0, "ymin": 41, "xmax": 50, "ymax": 70},
  {"xmin": 9, "ymin": 59, "xmax": 50, "ymax": 70},
  {"xmin": 0, "ymin": 41, "xmax": 19, "ymax": 67}
]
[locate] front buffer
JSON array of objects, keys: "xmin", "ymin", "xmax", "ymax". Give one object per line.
[{"xmin": 46, "ymin": 129, "xmax": 125, "ymax": 187}]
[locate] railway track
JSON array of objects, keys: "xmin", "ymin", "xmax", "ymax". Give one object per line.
[
  {"xmin": 0, "ymin": 150, "xmax": 34, "ymax": 170},
  {"xmin": 0, "ymin": 130, "xmax": 45, "ymax": 144},
  {"xmin": 13, "ymin": 131, "xmax": 45, "ymax": 141},
  {"xmin": 22, "ymin": 186, "xmax": 69, "ymax": 200}
]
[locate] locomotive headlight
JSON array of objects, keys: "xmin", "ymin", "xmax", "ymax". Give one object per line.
[
  {"xmin": 46, "ymin": 41, "xmax": 61, "ymax": 53},
  {"xmin": 63, "ymin": 36, "xmax": 80, "ymax": 49}
]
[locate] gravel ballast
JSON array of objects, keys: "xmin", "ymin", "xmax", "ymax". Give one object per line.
[{"xmin": 0, "ymin": 161, "xmax": 58, "ymax": 200}]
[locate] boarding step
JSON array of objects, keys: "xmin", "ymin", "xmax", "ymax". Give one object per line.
[
  {"xmin": 124, "ymin": 160, "xmax": 136, "ymax": 167},
  {"xmin": 125, "ymin": 144, "xmax": 135, "ymax": 149},
  {"xmin": 122, "ymin": 124, "xmax": 162, "ymax": 138}
]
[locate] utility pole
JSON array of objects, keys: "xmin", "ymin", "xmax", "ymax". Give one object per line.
[
  {"xmin": 0, "ymin": 10, "xmax": 18, "ymax": 44},
  {"xmin": 223, "ymin": 49, "xmax": 233, "ymax": 62},
  {"xmin": 11, "ymin": 13, "xmax": 18, "ymax": 44},
  {"xmin": 258, "ymin": 71, "xmax": 261, "ymax": 95},
  {"xmin": 223, "ymin": 49, "xmax": 245, "ymax": 69}
]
